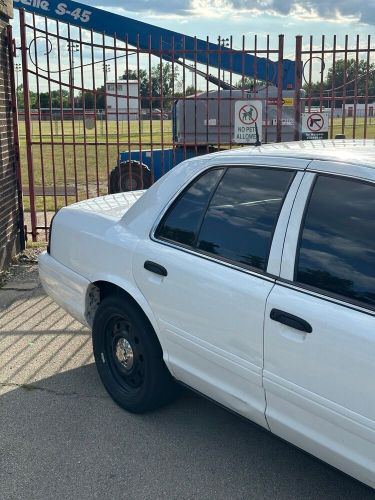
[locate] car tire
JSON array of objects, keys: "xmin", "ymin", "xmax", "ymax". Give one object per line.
[
  {"xmin": 92, "ymin": 295, "xmax": 176, "ymax": 413},
  {"xmin": 108, "ymin": 161, "xmax": 152, "ymax": 193}
]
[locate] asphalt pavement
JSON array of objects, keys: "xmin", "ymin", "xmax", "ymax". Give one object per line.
[{"xmin": 0, "ymin": 263, "xmax": 374, "ymax": 500}]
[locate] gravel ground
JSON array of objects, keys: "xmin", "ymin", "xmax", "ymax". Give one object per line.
[{"xmin": 0, "ymin": 247, "xmax": 45, "ymax": 288}]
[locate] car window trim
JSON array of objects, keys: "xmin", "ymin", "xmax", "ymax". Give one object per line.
[
  {"xmin": 276, "ymin": 277, "xmax": 375, "ymax": 317},
  {"xmin": 264, "ymin": 170, "xmax": 296, "ymax": 271},
  {"xmin": 151, "ymin": 163, "xmax": 303, "ymax": 238},
  {"xmin": 293, "ymin": 174, "xmax": 317, "ymax": 281},
  {"xmin": 153, "ymin": 164, "xmax": 296, "ymax": 277},
  {"xmin": 293, "ymin": 172, "xmax": 375, "ymax": 310},
  {"xmin": 191, "ymin": 167, "xmax": 227, "ymax": 248},
  {"xmin": 152, "ymin": 235, "xmax": 277, "ymax": 283},
  {"xmin": 267, "ymin": 171, "xmax": 306, "ymax": 276}
]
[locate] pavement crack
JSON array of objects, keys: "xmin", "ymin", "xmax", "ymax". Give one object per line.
[{"xmin": 0, "ymin": 382, "xmax": 107, "ymax": 399}]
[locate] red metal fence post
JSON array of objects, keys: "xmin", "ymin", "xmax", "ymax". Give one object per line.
[
  {"xmin": 294, "ymin": 35, "xmax": 303, "ymax": 141},
  {"xmin": 19, "ymin": 9, "xmax": 37, "ymax": 241},
  {"xmin": 276, "ymin": 34, "xmax": 284, "ymax": 143}
]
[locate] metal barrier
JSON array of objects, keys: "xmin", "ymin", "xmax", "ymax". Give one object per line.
[{"xmin": 13, "ymin": 9, "xmax": 375, "ymax": 240}]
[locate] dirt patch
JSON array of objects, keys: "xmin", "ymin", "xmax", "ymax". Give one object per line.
[{"xmin": 0, "ymin": 246, "xmax": 46, "ymax": 289}]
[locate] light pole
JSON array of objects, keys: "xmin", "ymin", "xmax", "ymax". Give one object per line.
[
  {"xmin": 218, "ymin": 36, "xmax": 230, "ymax": 83},
  {"xmin": 15, "ymin": 63, "xmax": 21, "ymax": 107},
  {"xmin": 67, "ymin": 42, "xmax": 80, "ymax": 112},
  {"xmin": 103, "ymin": 63, "xmax": 111, "ymax": 123},
  {"xmin": 103, "ymin": 63, "xmax": 111, "ymax": 76}
]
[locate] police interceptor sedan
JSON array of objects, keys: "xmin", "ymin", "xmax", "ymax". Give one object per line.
[{"xmin": 39, "ymin": 140, "xmax": 375, "ymax": 489}]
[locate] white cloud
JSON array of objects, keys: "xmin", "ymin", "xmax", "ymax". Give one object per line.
[{"xmin": 88, "ymin": 0, "xmax": 375, "ymax": 25}]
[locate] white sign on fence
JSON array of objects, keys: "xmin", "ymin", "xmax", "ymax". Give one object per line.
[
  {"xmin": 272, "ymin": 118, "xmax": 295, "ymax": 126},
  {"xmin": 301, "ymin": 112, "xmax": 329, "ymax": 140},
  {"xmin": 234, "ymin": 101, "xmax": 262, "ymax": 144}
]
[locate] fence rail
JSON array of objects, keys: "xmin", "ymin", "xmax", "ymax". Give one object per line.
[{"xmin": 13, "ymin": 9, "xmax": 375, "ymax": 240}]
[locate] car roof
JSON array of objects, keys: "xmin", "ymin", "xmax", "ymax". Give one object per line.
[
  {"xmin": 209, "ymin": 139, "xmax": 375, "ymax": 168},
  {"xmin": 121, "ymin": 140, "xmax": 375, "ymax": 232}
]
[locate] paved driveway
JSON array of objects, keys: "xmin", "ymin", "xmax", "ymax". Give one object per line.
[{"xmin": 0, "ymin": 273, "xmax": 373, "ymax": 499}]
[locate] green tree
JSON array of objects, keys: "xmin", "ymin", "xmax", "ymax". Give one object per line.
[
  {"xmin": 75, "ymin": 87, "xmax": 106, "ymax": 110},
  {"xmin": 175, "ymin": 85, "xmax": 204, "ymax": 98},
  {"xmin": 31, "ymin": 90, "xmax": 70, "ymax": 109},
  {"xmin": 184, "ymin": 85, "xmax": 204, "ymax": 96},
  {"xmin": 303, "ymin": 58, "xmax": 375, "ymax": 107},
  {"xmin": 325, "ymin": 59, "xmax": 375, "ymax": 103},
  {"xmin": 16, "ymin": 84, "xmax": 24, "ymax": 109},
  {"xmin": 121, "ymin": 63, "xmax": 180, "ymax": 109},
  {"xmin": 121, "ymin": 68, "xmax": 149, "ymax": 106},
  {"xmin": 234, "ymin": 76, "xmax": 254, "ymax": 90}
]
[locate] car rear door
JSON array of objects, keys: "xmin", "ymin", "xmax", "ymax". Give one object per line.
[
  {"xmin": 263, "ymin": 165, "xmax": 375, "ymax": 488},
  {"xmin": 132, "ymin": 160, "xmax": 306, "ymax": 428}
]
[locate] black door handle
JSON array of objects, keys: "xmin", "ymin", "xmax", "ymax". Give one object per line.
[
  {"xmin": 144, "ymin": 260, "xmax": 168, "ymax": 277},
  {"xmin": 270, "ymin": 308, "xmax": 312, "ymax": 333}
]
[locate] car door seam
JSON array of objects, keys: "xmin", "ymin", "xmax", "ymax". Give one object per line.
[{"xmin": 262, "ymin": 281, "xmax": 277, "ymax": 431}]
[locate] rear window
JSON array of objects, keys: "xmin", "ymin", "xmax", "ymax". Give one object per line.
[{"xmin": 156, "ymin": 165, "xmax": 294, "ymax": 273}]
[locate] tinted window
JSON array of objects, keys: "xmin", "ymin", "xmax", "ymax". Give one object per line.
[
  {"xmin": 296, "ymin": 175, "xmax": 375, "ymax": 307},
  {"xmin": 156, "ymin": 168, "xmax": 223, "ymax": 246},
  {"xmin": 196, "ymin": 167, "xmax": 294, "ymax": 271}
]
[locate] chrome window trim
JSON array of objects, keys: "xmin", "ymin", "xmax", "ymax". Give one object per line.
[
  {"xmin": 307, "ymin": 168, "xmax": 375, "ymax": 183},
  {"xmin": 276, "ymin": 278, "xmax": 375, "ymax": 318},
  {"xmin": 150, "ymin": 235, "xmax": 277, "ymax": 283},
  {"xmin": 150, "ymin": 162, "xmax": 305, "ymax": 237}
]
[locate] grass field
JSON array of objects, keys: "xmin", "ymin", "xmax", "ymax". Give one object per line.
[
  {"xmin": 18, "ymin": 116, "xmax": 375, "ymax": 216},
  {"xmin": 19, "ymin": 119, "xmax": 173, "ymax": 212}
]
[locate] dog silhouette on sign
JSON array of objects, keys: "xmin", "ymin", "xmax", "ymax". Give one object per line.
[{"xmin": 242, "ymin": 108, "xmax": 254, "ymax": 122}]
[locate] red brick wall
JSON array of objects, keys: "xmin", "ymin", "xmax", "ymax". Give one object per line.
[{"xmin": 0, "ymin": 6, "xmax": 22, "ymax": 271}]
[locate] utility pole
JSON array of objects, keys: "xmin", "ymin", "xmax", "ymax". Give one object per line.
[
  {"xmin": 218, "ymin": 36, "xmax": 230, "ymax": 83},
  {"xmin": 67, "ymin": 42, "xmax": 79, "ymax": 113},
  {"xmin": 15, "ymin": 62, "xmax": 21, "ymax": 107},
  {"xmin": 103, "ymin": 63, "xmax": 111, "ymax": 124}
]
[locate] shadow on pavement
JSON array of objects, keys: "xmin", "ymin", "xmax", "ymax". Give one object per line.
[{"xmin": 0, "ymin": 363, "xmax": 373, "ymax": 500}]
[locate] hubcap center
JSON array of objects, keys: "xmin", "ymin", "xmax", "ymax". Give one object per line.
[{"xmin": 115, "ymin": 338, "xmax": 134, "ymax": 371}]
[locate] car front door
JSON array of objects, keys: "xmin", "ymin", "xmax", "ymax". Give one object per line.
[
  {"xmin": 264, "ymin": 168, "xmax": 375, "ymax": 488},
  {"xmin": 133, "ymin": 162, "xmax": 305, "ymax": 428}
]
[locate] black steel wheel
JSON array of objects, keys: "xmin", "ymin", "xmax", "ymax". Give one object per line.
[{"xmin": 92, "ymin": 295, "xmax": 176, "ymax": 413}]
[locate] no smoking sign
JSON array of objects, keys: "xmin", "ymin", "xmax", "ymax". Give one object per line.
[{"xmin": 234, "ymin": 101, "xmax": 262, "ymax": 144}]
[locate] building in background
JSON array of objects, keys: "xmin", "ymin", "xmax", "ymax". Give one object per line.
[
  {"xmin": 343, "ymin": 103, "xmax": 375, "ymax": 118},
  {"xmin": 105, "ymin": 81, "xmax": 139, "ymax": 121}
]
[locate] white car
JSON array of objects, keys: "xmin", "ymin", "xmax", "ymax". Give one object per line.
[{"xmin": 39, "ymin": 140, "xmax": 375, "ymax": 489}]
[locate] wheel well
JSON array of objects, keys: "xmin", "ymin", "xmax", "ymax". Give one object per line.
[{"xmin": 86, "ymin": 281, "xmax": 149, "ymax": 328}]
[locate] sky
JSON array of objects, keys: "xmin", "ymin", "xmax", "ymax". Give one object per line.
[
  {"xmin": 11, "ymin": 0, "xmax": 375, "ymax": 92},
  {"xmin": 12, "ymin": 0, "xmax": 375, "ymax": 53},
  {"xmin": 86, "ymin": 0, "xmax": 374, "ymax": 49}
]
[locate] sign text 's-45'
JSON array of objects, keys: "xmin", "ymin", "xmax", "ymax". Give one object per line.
[{"xmin": 14, "ymin": 0, "xmax": 92, "ymax": 23}]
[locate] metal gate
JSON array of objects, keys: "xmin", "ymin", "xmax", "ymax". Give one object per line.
[{"xmin": 15, "ymin": 8, "xmax": 375, "ymax": 241}]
